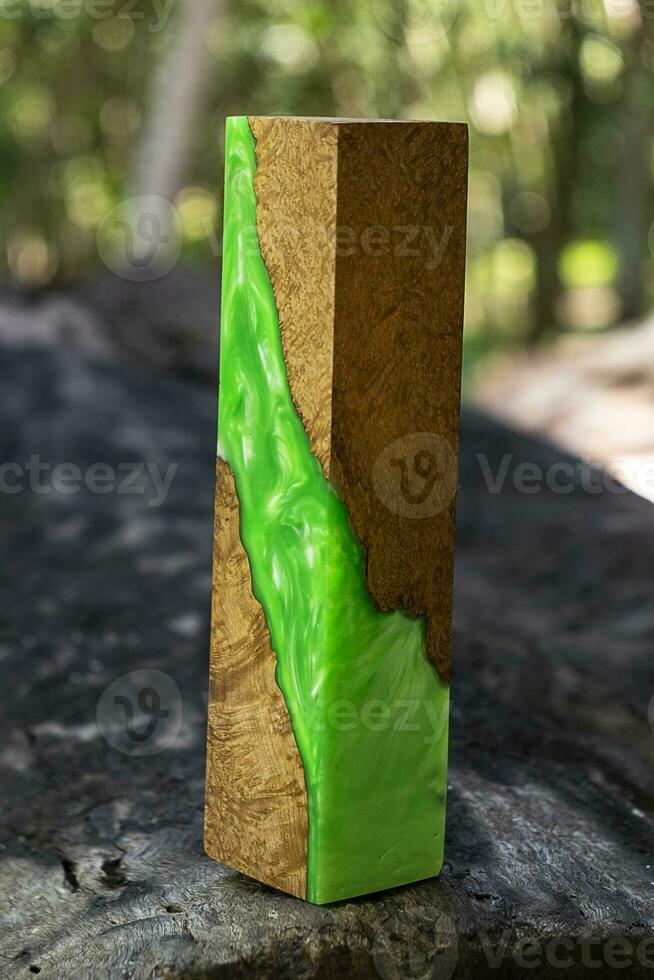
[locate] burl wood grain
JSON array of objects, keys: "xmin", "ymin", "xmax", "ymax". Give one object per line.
[
  {"xmin": 332, "ymin": 123, "xmax": 468, "ymax": 681},
  {"xmin": 250, "ymin": 117, "xmax": 338, "ymax": 471},
  {"xmin": 204, "ymin": 460, "xmax": 308, "ymax": 897},
  {"xmin": 250, "ymin": 117, "xmax": 468, "ymax": 681}
]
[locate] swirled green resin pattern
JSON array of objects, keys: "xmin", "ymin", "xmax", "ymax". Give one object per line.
[{"xmin": 218, "ymin": 115, "xmax": 450, "ymax": 904}]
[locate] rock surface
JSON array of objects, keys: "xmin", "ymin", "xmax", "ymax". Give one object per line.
[
  {"xmin": 1, "ymin": 344, "xmax": 653, "ymax": 979},
  {"xmin": 0, "ymin": 267, "xmax": 220, "ymax": 385}
]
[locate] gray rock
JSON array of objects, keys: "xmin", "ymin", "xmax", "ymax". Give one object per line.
[
  {"xmin": 0, "ymin": 347, "xmax": 653, "ymax": 979},
  {"xmin": 0, "ymin": 267, "xmax": 220, "ymax": 385}
]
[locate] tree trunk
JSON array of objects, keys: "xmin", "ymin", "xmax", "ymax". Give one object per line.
[{"xmin": 131, "ymin": 0, "xmax": 221, "ymax": 222}]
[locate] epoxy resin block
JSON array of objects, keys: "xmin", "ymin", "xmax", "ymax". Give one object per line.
[{"xmin": 205, "ymin": 116, "xmax": 468, "ymax": 904}]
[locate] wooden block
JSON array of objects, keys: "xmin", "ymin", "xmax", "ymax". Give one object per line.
[{"xmin": 205, "ymin": 115, "xmax": 468, "ymax": 904}]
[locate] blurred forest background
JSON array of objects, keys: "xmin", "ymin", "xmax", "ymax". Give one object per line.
[{"xmin": 1, "ymin": 0, "xmax": 653, "ymax": 377}]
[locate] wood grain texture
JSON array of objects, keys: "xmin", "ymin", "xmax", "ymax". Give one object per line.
[
  {"xmin": 204, "ymin": 460, "xmax": 308, "ymax": 898},
  {"xmin": 207, "ymin": 118, "xmax": 466, "ymax": 899},
  {"xmin": 250, "ymin": 117, "xmax": 338, "ymax": 471},
  {"xmin": 250, "ymin": 117, "xmax": 467, "ymax": 681},
  {"xmin": 331, "ymin": 122, "xmax": 468, "ymax": 682}
]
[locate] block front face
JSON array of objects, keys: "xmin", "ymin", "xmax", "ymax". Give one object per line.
[
  {"xmin": 206, "ymin": 116, "xmax": 467, "ymax": 904},
  {"xmin": 249, "ymin": 117, "xmax": 338, "ymax": 472},
  {"xmin": 205, "ymin": 461, "xmax": 308, "ymax": 899}
]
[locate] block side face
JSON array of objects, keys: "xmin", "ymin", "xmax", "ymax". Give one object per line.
[
  {"xmin": 204, "ymin": 461, "xmax": 308, "ymax": 899},
  {"xmin": 249, "ymin": 116, "xmax": 338, "ymax": 472},
  {"xmin": 331, "ymin": 122, "xmax": 469, "ymax": 681}
]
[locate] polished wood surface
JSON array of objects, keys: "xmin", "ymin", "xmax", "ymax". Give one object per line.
[
  {"xmin": 206, "ymin": 117, "xmax": 467, "ymax": 896},
  {"xmin": 204, "ymin": 461, "xmax": 308, "ymax": 898}
]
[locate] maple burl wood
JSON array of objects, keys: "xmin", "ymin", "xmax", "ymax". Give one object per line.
[
  {"xmin": 205, "ymin": 461, "xmax": 308, "ymax": 898},
  {"xmin": 205, "ymin": 116, "xmax": 468, "ymax": 898}
]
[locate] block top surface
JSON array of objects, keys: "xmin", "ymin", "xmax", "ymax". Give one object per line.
[{"xmin": 235, "ymin": 114, "xmax": 467, "ymax": 131}]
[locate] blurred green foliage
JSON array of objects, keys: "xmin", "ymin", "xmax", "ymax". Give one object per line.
[{"xmin": 1, "ymin": 0, "xmax": 653, "ymax": 367}]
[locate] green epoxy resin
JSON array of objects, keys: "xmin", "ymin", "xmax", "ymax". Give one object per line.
[{"xmin": 218, "ymin": 115, "xmax": 450, "ymax": 904}]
